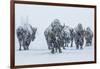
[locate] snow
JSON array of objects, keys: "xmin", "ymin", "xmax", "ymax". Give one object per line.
[
  {"xmin": 15, "ymin": 35, "xmax": 94, "ymax": 65},
  {"xmin": 15, "ymin": 4, "xmax": 95, "ymax": 66}
]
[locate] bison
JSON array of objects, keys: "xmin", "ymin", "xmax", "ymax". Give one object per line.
[
  {"xmin": 16, "ymin": 24, "xmax": 37, "ymax": 50},
  {"xmin": 44, "ymin": 19, "xmax": 63, "ymax": 54},
  {"xmin": 74, "ymin": 23, "xmax": 85, "ymax": 49},
  {"xmin": 85, "ymin": 27, "xmax": 93, "ymax": 46},
  {"xmin": 61, "ymin": 26, "xmax": 71, "ymax": 48}
]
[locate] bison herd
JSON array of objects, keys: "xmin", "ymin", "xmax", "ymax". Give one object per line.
[{"xmin": 16, "ymin": 19, "xmax": 93, "ymax": 54}]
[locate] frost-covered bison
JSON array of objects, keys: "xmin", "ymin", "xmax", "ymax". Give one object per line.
[
  {"xmin": 61, "ymin": 25, "xmax": 75, "ymax": 48},
  {"xmin": 74, "ymin": 23, "xmax": 85, "ymax": 49},
  {"xmin": 16, "ymin": 24, "xmax": 37, "ymax": 50},
  {"xmin": 85, "ymin": 27, "xmax": 93, "ymax": 46},
  {"xmin": 44, "ymin": 19, "xmax": 64, "ymax": 54}
]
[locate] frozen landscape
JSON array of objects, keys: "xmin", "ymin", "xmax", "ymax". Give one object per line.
[
  {"xmin": 15, "ymin": 37, "xmax": 94, "ymax": 65},
  {"xmin": 15, "ymin": 4, "xmax": 95, "ymax": 65}
]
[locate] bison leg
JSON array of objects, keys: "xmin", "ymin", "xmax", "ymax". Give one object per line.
[
  {"xmin": 51, "ymin": 48, "xmax": 55, "ymax": 54},
  {"xmin": 23, "ymin": 41, "xmax": 27, "ymax": 50},
  {"xmin": 76, "ymin": 44, "xmax": 79, "ymax": 49},
  {"xmin": 80, "ymin": 39, "xmax": 84, "ymax": 49},
  {"xmin": 67, "ymin": 43, "xmax": 68, "ymax": 47},
  {"xmin": 90, "ymin": 40, "xmax": 92, "ymax": 46},
  {"xmin": 25, "ymin": 45, "xmax": 29, "ymax": 50},
  {"xmin": 80, "ymin": 45, "xmax": 83, "ymax": 49},
  {"xmin": 48, "ymin": 43, "xmax": 52, "ymax": 50},
  {"xmin": 56, "ymin": 48, "xmax": 58, "ymax": 53},
  {"xmin": 26, "ymin": 43, "xmax": 30, "ymax": 50},
  {"xmin": 25, "ymin": 39, "xmax": 31, "ymax": 50},
  {"xmin": 88, "ymin": 39, "xmax": 92, "ymax": 46},
  {"xmin": 25, "ymin": 46, "xmax": 29, "ymax": 50},
  {"xmin": 27, "ymin": 46, "xmax": 29, "ymax": 50},
  {"xmin": 19, "ymin": 41, "xmax": 22, "ymax": 51},
  {"xmin": 65, "ymin": 42, "xmax": 68, "ymax": 47},
  {"xmin": 51, "ymin": 43, "xmax": 55, "ymax": 54},
  {"xmin": 80, "ymin": 43, "xmax": 83, "ymax": 49},
  {"xmin": 58, "ymin": 47, "xmax": 62, "ymax": 53},
  {"xmin": 57, "ymin": 44, "xmax": 62, "ymax": 53},
  {"xmin": 23, "ymin": 45, "xmax": 27, "ymax": 50},
  {"xmin": 23, "ymin": 46, "xmax": 26, "ymax": 50},
  {"xmin": 62, "ymin": 41, "xmax": 66, "ymax": 49},
  {"xmin": 70, "ymin": 40, "xmax": 73, "ymax": 47}
]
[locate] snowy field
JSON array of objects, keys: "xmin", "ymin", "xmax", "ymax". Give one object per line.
[
  {"xmin": 15, "ymin": 33, "xmax": 94, "ymax": 65},
  {"xmin": 15, "ymin": 4, "xmax": 95, "ymax": 65},
  {"xmin": 15, "ymin": 39, "xmax": 94, "ymax": 65}
]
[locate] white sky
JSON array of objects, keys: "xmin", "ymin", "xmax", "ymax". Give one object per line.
[{"xmin": 15, "ymin": 3, "xmax": 94, "ymax": 30}]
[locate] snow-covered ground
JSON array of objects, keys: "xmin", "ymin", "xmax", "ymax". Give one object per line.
[
  {"xmin": 15, "ymin": 4, "xmax": 95, "ymax": 66},
  {"xmin": 15, "ymin": 34, "xmax": 94, "ymax": 65}
]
